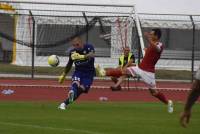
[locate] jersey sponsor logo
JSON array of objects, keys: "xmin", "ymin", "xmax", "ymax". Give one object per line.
[
  {"xmin": 75, "ymin": 59, "xmax": 89, "ymax": 65},
  {"xmin": 72, "ymin": 76, "xmax": 80, "ymax": 81}
]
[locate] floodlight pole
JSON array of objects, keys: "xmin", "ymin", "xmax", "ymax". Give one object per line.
[
  {"xmin": 190, "ymin": 15, "xmax": 195, "ymax": 82},
  {"xmin": 29, "ymin": 10, "xmax": 35, "ymax": 79}
]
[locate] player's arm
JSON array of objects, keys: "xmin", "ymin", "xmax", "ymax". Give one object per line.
[
  {"xmin": 143, "ymin": 47, "xmax": 147, "ymax": 52},
  {"xmin": 144, "ymin": 32, "xmax": 154, "ymax": 45},
  {"xmin": 64, "ymin": 60, "xmax": 73, "ymax": 74},
  {"xmin": 71, "ymin": 51, "xmax": 94, "ymax": 60},
  {"xmin": 71, "ymin": 45, "xmax": 95, "ymax": 60},
  {"xmin": 84, "ymin": 51, "xmax": 95, "ymax": 59},
  {"xmin": 84, "ymin": 45, "xmax": 95, "ymax": 60},
  {"xmin": 58, "ymin": 55, "xmax": 73, "ymax": 84},
  {"xmin": 144, "ymin": 32, "xmax": 161, "ymax": 52}
]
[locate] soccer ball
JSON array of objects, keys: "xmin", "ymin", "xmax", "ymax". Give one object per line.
[{"xmin": 48, "ymin": 55, "xmax": 59, "ymax": 67}]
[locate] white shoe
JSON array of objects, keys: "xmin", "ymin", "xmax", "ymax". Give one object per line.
[
  {"xmin": 58, "ymin": 103, "xmax": 66, "ymax": 110},
  {"xmin": 95, "ymin": 64, "xmax": 106, "ymax": 77},
  {"xmin": 68, "ymin": 90, "xmax": 74, "ymax": 104},
  {"xmin": 168, "ymin": 100, "xmax": 173, "ymax": 113}
]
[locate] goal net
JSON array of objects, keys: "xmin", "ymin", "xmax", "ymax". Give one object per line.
[{"xmin": 0, "ymin": 1, "xmax": 143, "ymax": 68}]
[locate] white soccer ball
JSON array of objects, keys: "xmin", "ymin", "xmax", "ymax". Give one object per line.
[{"xmin": 48, "ymin": 55, "xmax": 59, "ymax": 67}]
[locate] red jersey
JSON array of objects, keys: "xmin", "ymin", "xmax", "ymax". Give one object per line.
[{"xmin": 139, "ymin": 42, "xmax": 163, "ymax": 73}]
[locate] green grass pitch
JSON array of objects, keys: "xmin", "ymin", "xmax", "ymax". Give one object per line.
[{"xmin": 0, "ymin": 102, "xmax": 200, "ymax": 134}]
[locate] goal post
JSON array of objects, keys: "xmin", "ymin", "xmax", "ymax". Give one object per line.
[{"xmin": 0, "ymin": 0, "xmax": 144, "ymax": 68}]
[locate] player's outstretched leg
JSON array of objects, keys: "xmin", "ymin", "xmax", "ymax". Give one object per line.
[
  {"xmin": 58, "ymin": 102, "xmax": 66, "ymax": 110},
  {"xmin": 168, "ymin": 100, "xmax": 173, "ymax": 113},
  {"xmin": 68, "ymin": 82, "xmax": 79, "ymax": 103},
  {"xmin": 95, "ymin": 65, "xmax": 123, "ymax": 77},
  {"xmin": 58, "ymin": 82, "xmax": 81, "ymax": 110},
  {"xmin": 149, "ymin": 88, "xmax": 173, "ymax": 113},
  {"xmin": 68, "ymin": 90, "xmax": 75, "ymax": 103}
]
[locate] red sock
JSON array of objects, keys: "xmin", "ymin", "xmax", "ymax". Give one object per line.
[
  {"xmin": 154, "ymin": 92, "xmax": 168, "ymax": 104},
  {"xmin": 106, "ymin": 69, "xmax": 123, "ymax": 77}
]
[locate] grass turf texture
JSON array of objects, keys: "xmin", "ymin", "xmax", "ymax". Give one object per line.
[{"xmin": 0, "ymin": 102, "xmax": 199, "ymax": 134}]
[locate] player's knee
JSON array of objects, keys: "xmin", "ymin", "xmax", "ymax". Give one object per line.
[
  {"xmin": 72, "ymin": 81, "xmax": 80, "ymax": 86},
  {"xmin": 71, "ymin": 81, "xmax": 79, "ymax": 90},
  {"xmin": 79, "ymin": 85, "xmax": 90, "ymax": 93},
  {"xmin": 125, "ymin": 68, "xmax": 129, "ymax": 73},
  {"xmin": 149, "ymin": 88, "xmax": 157, "ymax": 96},
  {"xmin": 111, "ymin": 77, "xmax": 118, "ymax": 82},
  {"xmin": 151, "ymin": 92, "xmax": 157, "ymax": 96}
]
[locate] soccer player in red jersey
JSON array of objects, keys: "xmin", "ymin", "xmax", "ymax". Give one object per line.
[{"xmin": 96, "ymin": 29, "xmax": 173, "ymax": 113}]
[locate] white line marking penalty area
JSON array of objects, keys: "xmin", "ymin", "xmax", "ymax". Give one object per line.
[{"xmin": 0, "ymin": 121, "xmax": 103, "ymax": 134}]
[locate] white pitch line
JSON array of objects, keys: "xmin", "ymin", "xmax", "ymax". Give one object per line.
[
  {"xmin": 0, "ymin": 121, "xmax": 103, "ymax": 134},
  {"xmin": 0, "ymin": 84, "xmax": 67, "ymax": 88},
  {"xmin": 0, "ymin": 83, "xmax": 190, "ymax": 91}
]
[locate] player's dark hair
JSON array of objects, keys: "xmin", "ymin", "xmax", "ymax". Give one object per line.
[{"xmin": 152, "ymin": 28, "xmax": 162, "ymax": 39}]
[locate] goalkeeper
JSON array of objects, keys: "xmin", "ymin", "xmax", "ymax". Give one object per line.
[{"xmin": 58, "ymin": 37, "xmax": 95, "ymax": 110}]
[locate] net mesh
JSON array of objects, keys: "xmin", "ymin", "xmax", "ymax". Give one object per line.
[{"xmin": 0, "ymin": 2, "xmax": 139, "ymax": 67}]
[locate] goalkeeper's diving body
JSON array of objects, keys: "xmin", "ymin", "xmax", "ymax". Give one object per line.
[
  {"xmin": 96, "ymin": 28, "xmax": 174, "ymax": 113},
  {"xmin": 58, "ymin": 37, "xmax": 95, "ymax": 110}
]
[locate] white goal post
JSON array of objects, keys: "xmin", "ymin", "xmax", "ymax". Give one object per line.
[{"xmin": 0, "ymin": 0, "xmax": 144, "ymax": 68}]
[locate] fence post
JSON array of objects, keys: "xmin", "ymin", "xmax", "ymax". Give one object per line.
[
  {"xmin": 29, "ymin": 10, "xmax": 35, "ymax": 79},
  {"xmin": 190, "ymin": 15, "xmax": 195, "ymax": 82}
]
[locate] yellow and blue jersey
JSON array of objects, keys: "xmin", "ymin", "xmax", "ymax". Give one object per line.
[
  {"xmin": 69, "ymin": 43, "xmax": 95, "ymax": 73},
  {"xmin": 68, "ymin": 43, "xmax": 95, "ymax": 91}
]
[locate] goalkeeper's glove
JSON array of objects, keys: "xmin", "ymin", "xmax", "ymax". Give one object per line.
[
  {"xmin": 58, "ymin": 73, "xmax": 66, "ymax": 84},
  {"xmin": 71, "ymin": 52, "xmax": 85, "ymax": 60}
]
